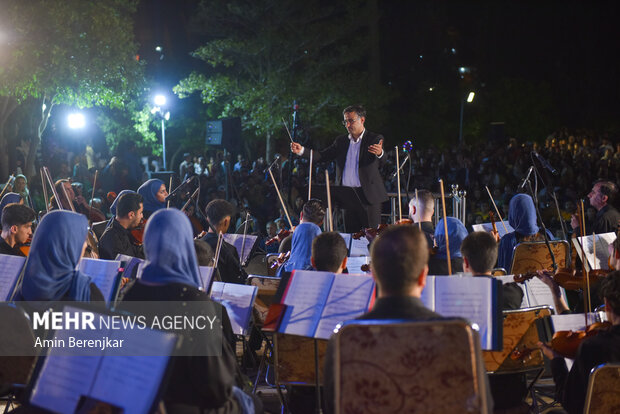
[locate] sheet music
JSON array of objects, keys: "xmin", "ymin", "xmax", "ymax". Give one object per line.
[
  {"xmin": 210, "ymin": 283, "xmax": 257, "ymax": 335},
  {"xmin": 472, "ymin": 221, "xmax": 515, "ymax": 238},
  {"xmin": 496, "ymin": 275, "xmax": 528, "ymax": 308},
  {"xmin": 222, "ymin": 234, "xmax": 258, "ymax": 264},
  {"xmin": 280, "ymin": 270, "xmax": 333, "ymax": 337},
  {"xmin": 198, "ymin": 266, "xmax": 216, "ymax": 292},
  {"xmin": 210, "ymin": 281, "xmax": 224, "ymax": 301},
  {"xmin": 434, "ymin": 275, "xmax": 496, "ymax": 349},
  {"xmin": 574, "ymin": 232, "xmax": 616, "ymax": 270},
  {"xmin": 346, "ymin": 256, "xmax": 370, "ymax": 274},
  {"xmin": 349, "ymin": 238, "xmax": 369, "ymax": 257},
  {"xmin": 339, "ymin": 233, "xmax": 352, "ymax": 254},
  {"xmin": 550, "ymin": 313, "xmax": 600, "ymax": 332},
  {"xmin": 115, "ymin": 254, "xmax": 144, "ymax": 279},
  {"xmin": 315, "ymin": 274, "xmax": 375, "ymax": 339},
  {"xmin": 89, "ymin": 329, "xmax": 177, "ymax": 414},
  {"xmin": 420, "ymin": 275, "xmax": 436, "ymax": 310},
  {"xmin": 0, "ymin": 254, "xmax": 26, "ymax": 300},
  {"xmin": 79, "ymin": 258, "xmax": 121, "ymax": 303},
  {"xmin": 524, "ymin": 277, "xmax": 565, "ymax": 310}
]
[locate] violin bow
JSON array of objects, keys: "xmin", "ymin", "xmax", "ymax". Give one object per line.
[
  {"xmin": 268, "ymin": 168, "xmax": 293, "ymax": 229},
  {"xmin": 40, "ymin": 168, "xmax": 50, "ymax": 213},
  {"xmin": 485, "ymin": 186, "xmax": 509, "ymax": 235},
  {"xmin": 58, "ymin": 179, "xmax": 76, "ymax": 213},
  {"xmin": 167, "ymin": 175, "xmax": 173, "ymax": 208},
  {"xmin": 395, "ymin": 146, "xmax": 402, "ymax": 221},
  {"xmin": 42, "ymin": 167, "xmax": 64, "ymax": 210},
  {"xmin": 0, "ymin": 174, "xmax": 14, "ymax": 199},
  {"xmin": 325, "ymin": 170, "xmax": 333, "ymax": 231},
  {"xmin": 88, "ymin": 170, "xmax": 98, "ymax": 224},
  {"xmin": 415, "ymin": 188, "xmax": 421, "ymax": 231},
  {"xmin": 579, "ymin": 200, "xmax": 591, "ymax": 318},
  {"xmin": 439, "ymin": 179, "xmax": 452, "ymax": 275},
  {"xmin": 240, "ymin": 210, "xmax": 250, "ymax": 266},
  {"xmin": 308, "ymin": 149, "xmax": 313, "ymax": 201},
  {"xmin": 212, "ymin": 231, "xmax": 224, "ymax": 269}
]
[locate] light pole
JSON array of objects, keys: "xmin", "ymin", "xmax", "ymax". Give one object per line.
[
  {"xmin": 151, "ymin": 95, "xmax": 170, "ymax": 171},
  {"xmin": 458, "ymin": 91, "xmax": 475, "ymax": 145}
]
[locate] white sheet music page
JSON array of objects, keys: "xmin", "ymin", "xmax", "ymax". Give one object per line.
[
  {"xmin": 434, "ymin": 275, "xmax": 495, "ymax": 349},
  {"xmin": 198, "ymin": 266, "xmax": 216, "ymax": 291},
  {"xmin": 339, "ymin": 233, "xmax": 352, "ymax": 253},
  {"xmin": 472, "ymin": 221, "xmax": 515, "ymax": 238},
  {"xmin": 524, "ymin": 277, "xmax": 566, "ymax": 310},
  {"xmin": 0, "ymin": 254, "xmax": 26, "ymax": 300},
  {"xmin": 280, "ymin": 270, "xmax": 333, "ymax": 337},
  {"xmin": 210, "ymin": 281, "xmax": 225, "ymax": 301},
  {"xmin": 89, "ymin": 329, "xmax": 177, "ymax": 414},
  {"xmin": 222, "ymin": 234, "xmax": 257, "ymax": 264},
  {"xmin": 315, "ymin": 274, "xmax": 375, "ymax": 339},
  {"xmin": 217, "ymin": 283, "xmax": 258, "ymax": 335},
  {"xmin": 79, "ymin": 258, "xmax": 121, "ymax": 303},
  {"xmin": 550, "ymin": 313, "xmax": 600, "ymax": 333},
  {"xmin": 574, "ymin": 232, "xmax": 616, "ymax": 270},
  {"xmin": 346, "ymin": 256, "xmax": 370, "ymax": 274},
  {"xmin": 349, "ymin": 238, "xmax": 370, "ymax": 257},
  {"xmin": 420, "ymin": 275, "xmax": 436, "ymax": 310}
]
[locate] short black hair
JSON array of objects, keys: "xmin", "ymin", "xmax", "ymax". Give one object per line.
[
  {"xmin": 370, "ymin": 226, "xmax": 428, "ymax": 295},
  {"xmin": 312, "ymin": 232, "xmax": 348, "ymax": 272},
  {"xmin": 600, "ymin": 270, "xmax": 620, "ymax": 316},
  {"xmin": 460, "ymin": 231, "xmax": 498, "ymax": 274},
  {"xmin": 302, "ymin": 199, "xmax": 325, "ymax": 225},
  {"xmin": 117, "ymin": 193, "xmax": 143, "ymax": 218},
  {"xmin": 1, "ymin": 203, "xmax": 36, "ymax": 230},
  {"xmin": 343, "ymin": 105, "xmax": 367, "ymax": 119},
  {"xmin": 194, "ymin": 239, "xmax": 214, "ymax": 267},
  {"xmin": 205, "ymin": 199, "xmax": 235, "ymax": 226}
]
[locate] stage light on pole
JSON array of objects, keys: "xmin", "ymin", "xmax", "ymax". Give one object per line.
[
  {"xmin": 459, "ymin": 91, "xmax": 475, "ymax": 145},
  {"xmin": 67, "ymin": 113, "xmax": 85, "ymax": 129},
  {"xmin": 467, "ymin": 92, "xmax": 475, "ymax": 103},
  {"xmin": 154, "ymin": 94, "xmax": 166, "ymax": 107},
  {"xmin": 151, "ymin": 94, "xmax": 169, "ymax": 170}
]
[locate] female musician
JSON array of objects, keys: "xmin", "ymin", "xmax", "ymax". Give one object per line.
[
  {"xmin": 13, "ymin": 174, "xmax": 30, "ymax": 201},
  {"xmin": 137, "ymin": 178, "xmax": 168, "ymax": 219},
  {"xmin": 538, "ymin": 271, "xmax": 620, "ymax": 414},
  {"xmin": 15, "ymin": 210, "xmax": 104, "ymax": 302},
  {"xmin": 497, "ymin": 193, "xmax": 554, "ymax": 272},
  {"xmin": 120, "ymin": 209, "xmax": 260, "ymax": 413},
  {"xmin": 428, "ymin": 217, "xmax": 468, "ymax": 275},
  {"xmin": 52, "ymin": 179, "xmax": 106, "ymax": 222}
]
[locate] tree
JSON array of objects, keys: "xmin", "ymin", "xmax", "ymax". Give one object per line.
[
  {"xmin": 174, "ymin": 0, "xmax": 394, "ymax": 161},
  {"xmin": 0, "ymin": 0, "xmax": 143, "ymax": 179}
]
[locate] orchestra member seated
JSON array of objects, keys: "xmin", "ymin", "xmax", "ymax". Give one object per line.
[
  {"xmin": 276, "ymin": 198, "xmax": 325, "ymax": 277},
  {"xmin": 539, "ymin": 271, "xmax": 620, "ymax": 414},
  {"xmin": 52, "ymin": 179, "xmax": 105, "ymax": 222},
  {"xmin": 461, "ymin": 231, "xmax": 524, "ymax": 310},
  {"xmin": 324, "ymin": 226, "xmax": 442, "ymax": 413},
  {"xmin": 137, "ymin": 178, "xmax": 167, "ymax": 219},
  {"xmin": 497, "ymin": 193, "xmax": 554, "ymax": 272},
  {"xmin": 0, "ymin": 203, "xmax": 35, "ymax": 257},
  {"xmin": 120, "ymin": 209, "xmax": 262, "ymax": 413},
  {"xmin": 201, "ymin": 199, "xmax": 247, "ymax": 284},
  {"xmin": 408, "ymin": 189, "xmax": 435, "ymax": 247},
  {"xmin": 311, "ymin": 232, "xmax": 348, "ymax": 273},
  {"xmin": 15, "ymin": 210, "xmax": 104, "ymax": 302},
  {"xmin": 428, "ymin": 217, "xmax": 468, "ymax": 275},
  {"xmin": 571, "ymin": 180, "xmax": 619, "ymax": 235},
  {"xmin": 98, "ymin": 192, "xmax": 145, "ymax": 260}
]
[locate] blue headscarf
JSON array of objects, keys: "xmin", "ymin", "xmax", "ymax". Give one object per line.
[
  {"xmin": 137, "ymin": 179, "xmax": 165, "ymax": 213},
  {"xmin": 140, "ymin": 209, "xmax": 201, "ymax": 288},
  {"xmin": 0, "ymin": 192, "xmax": 23, "ymax": 222},
  {"xmin": 281, "ymin": 221, "xmax": 322, "ymax": 274},
  {"xmin": 434, "ymin": 217, "xmax": 469, "ymax": 259},
  {"xmin": 110, "ymin": 190, "xmax": 135, "ymax": 217},
  {"xmin": 508, "ymin": 194, "xmax": 539, "ymax": 236},
  {"xmin": 19, "ymin": 210, "xmax": 92, "ymax": 301}
]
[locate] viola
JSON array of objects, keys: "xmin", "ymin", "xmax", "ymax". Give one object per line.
[{"xmin": 266, "ymin": 228, "xmax": 291, "ymax": 246}]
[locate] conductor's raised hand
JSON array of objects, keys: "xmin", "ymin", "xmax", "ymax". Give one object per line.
[
  {"xmin": 291, "ymin": 142, "xmax": 303, "ymax": 155},
  {"xmin": 368, "ymin": 139, "xmax": 383, "ymax": 156}
]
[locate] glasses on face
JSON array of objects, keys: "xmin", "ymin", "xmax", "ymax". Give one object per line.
[{"xmin": 342, "ymin": 117, "xmax": 359, "ymax": 126}]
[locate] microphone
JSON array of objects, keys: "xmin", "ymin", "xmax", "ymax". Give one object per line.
[
  {"xmin": 533, "ymin": 151, "xmax": 558, "ymax": 175},
  {"xmin": 391, "ymin": 149, "xmax": 411, "ymax": 178},
  {"xmin": 165, "ymin": 175, "xmax": 197, "ymax": 201},
  {"xmin": 519, "ymin": 166, "xmax": 534, "ymax": 190}
]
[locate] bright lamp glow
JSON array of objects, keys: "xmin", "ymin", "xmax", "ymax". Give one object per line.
[
  {"xmin": 467, "ymin": 92, "xmax": 475, "ymax": 103},
  {"xmin": 154, "ymin": 95, "xmax": 166, "ymax": 106},
  {"xmin": 67, "ymin": 113, "xmax": 85, "ymax": 129},
  {"xmin": 164, "ymin": 111, "xmax": 170, "ymax": 121}
]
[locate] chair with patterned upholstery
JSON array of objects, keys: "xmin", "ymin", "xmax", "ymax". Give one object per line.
[
  {"xmin": 584, "ymin": 363, "xmax": 620, "ymax": 414},
  {"xmin": 510, "ymin": 240, "xmax": 570, "ymax": 275},
  {"xmin": 332, "ymin": 319, "xmax": 490, "ymax": 414},
  {"xmin": 248, "ymin": 276, "xmax": 281, "ymax": 327}
]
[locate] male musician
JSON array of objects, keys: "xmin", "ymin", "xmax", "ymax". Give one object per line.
[
  {"xmin": 460, "ymin": 231, "xmax": 523, "ymax": 310},
  {"xmin": 408, "ymin": 189, "xmax": 435, "ymax": 247},
  {"xmin": 98, "ymin": 192, "xmax": 145, "ymax": 260},
  {"xmin": 539, "ymin": 271, "xmax": 620, "ymax": 414},
  {"xmin": 201, "ymin": 199, "xmax": 247, "ymax": 284},
  {"xmin": 311, "ymin": 232, "xmax": 348, "ymax": 273},
  {"xmin": 53, "ymin": 179, "xmax": 105, "ymax": 222},
  {"xmin": 0, "ymin": 203, "xmax": 35, "ymax": 256},
  {"xmin": 571, "ymin": 180, "xmax": 620, "ymax": 235},
  {"xmin": 290, "ymin": 105, "xmax": 387, "ymax": 232}
]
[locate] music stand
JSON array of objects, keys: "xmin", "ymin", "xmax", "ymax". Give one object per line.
[{"xmin": 305, "ymin": 185, "xmax": 366, "ymax": 232}]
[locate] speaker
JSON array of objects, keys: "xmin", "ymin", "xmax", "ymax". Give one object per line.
[{"xmin": 205, "ymin": 118, "xmax": 241, "ymax": 152}]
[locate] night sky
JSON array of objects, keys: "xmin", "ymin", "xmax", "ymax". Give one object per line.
[{"xmin": 132, "ymin": 0, "xmax": 620, "ymax": 145}]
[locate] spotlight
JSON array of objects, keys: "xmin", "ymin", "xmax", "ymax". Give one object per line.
[{"xmin": 67, "ymin": 113, "xmax": 85, "ymax": 129}]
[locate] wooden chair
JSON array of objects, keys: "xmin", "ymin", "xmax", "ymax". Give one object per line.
[
  {"xmin": 491, "ymin": 267, "xmax": 507, "ymax": 276},
  {"xmin": 584, "ymin": 363, "xmax": 620, "ymax": 414},
  {"xmin": 332, "ymin": 319, "xmax": 490, "ymax": 414},
  {"xmin": 274, "ymin": 333, "xmax": 327, "ymax": 386},
  {"xmin": 248, "ymin": 276, "xmax": 281, "ymax": 327},
  {"xmin": 510, "ymin": 240, "xmax": 569, "ymax": 275}
]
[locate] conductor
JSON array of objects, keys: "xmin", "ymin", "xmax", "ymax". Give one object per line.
[{"xmin": 290, "ymin": 105, "xmax": 388, "ymax": 232}]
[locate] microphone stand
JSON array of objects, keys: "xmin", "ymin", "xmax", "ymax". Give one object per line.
[{"xmin": 525, "ymin": 167, "xmax": 557, "ymax": 272}]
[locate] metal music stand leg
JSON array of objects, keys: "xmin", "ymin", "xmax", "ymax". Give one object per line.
[{"xmin": 314, "ymin": 339, "xmax": 323, "ymax": 414}]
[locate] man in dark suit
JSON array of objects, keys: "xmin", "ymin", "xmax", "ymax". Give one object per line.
[{"xmin": 290, "ymin": 105, "xmax": 387, "ymax": 232}]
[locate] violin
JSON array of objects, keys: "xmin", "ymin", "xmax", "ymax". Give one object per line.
[
  {"xmin": 266, "ymin": 228, "xmax": 291, "ymax": 246},
  {"xmin": 550, "ymin": 321, "xmax": 612, "ymax": 359},
  {"xmin": 130, "ymin": 218, "xmax": 146, "ymax": 246},
  {"xmin": 18, "ymin": 237, "xmax": 32, "ymax": 256},
  {"xmin": 513, "ymin": 268, "xmax": 609, "ymax": 291},
  {"xmin": 489, "ymin": 211, "xmax": 500, "ymax": 242},
  {"xmin": 270, "ymin": 251, "xmax": 291, "ymax": 269}
]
